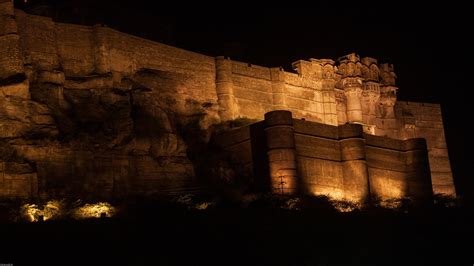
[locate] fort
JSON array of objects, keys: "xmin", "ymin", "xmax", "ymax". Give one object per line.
[{"xmin": 0, "ymin": 1, "xmax": 455, "ymax": 202}]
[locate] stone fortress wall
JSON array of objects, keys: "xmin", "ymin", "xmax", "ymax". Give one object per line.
[
  {"xmin": 0, "ymin": 1, "xmax": 454, "ymax": 198},
  {"xmin": 213, "ymin": 110, "xmax": 433, "ymax": 203},
  {"xmin": 217, "ymin": 54, "xmax": 453, "ymax": 196}
]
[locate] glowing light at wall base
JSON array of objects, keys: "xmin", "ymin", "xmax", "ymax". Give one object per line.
[
  {"xmin": 331, "ymin": 200, "xmax": 359, "ymax": 212},
  {"xmin": 309, "ymin": 187, "xmax": 345, "ymax": 201},
  {"xmin": 21, "ymin": 200, "xmax": 65, "ymax": 222},
  {"xmin": 72, "ymin": 202, "xmax": 116, "ymax": 219},
  {"xmin": 377, "ymin": 199, "xmax": 409, "ymax": 209},
  {"xmin": 281, "ymin": 196, "xmax": 359, "ymax": 212},
  {"xmin": 20, "ymin": 201, "xmax": 116, "ymax": 221}
]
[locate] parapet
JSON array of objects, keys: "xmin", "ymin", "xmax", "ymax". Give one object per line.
[
  {"xmin": 291, "ymin": 52, "xmax": 397, "ymax": 87},
  {"xmin": 379, "ymin": 63, "xmax": 397, "ymax": 85},
  {"xmin": 338, "ymin": 123, "xmax": 364, "ymax": 139},
  {"xmin": 361, "ymin": 57, "xmax": 378, "ymax": 66},
  {"xmin": 309, "ymin": 58, "xmax": 336, "ymax": 66},
  {"xmin": 291, "ymin": 58, "xmax": 337, "ymax": 80},
  {"xmin": 338, "ymin": 53, "xmax": 360, "ymax": 63}
]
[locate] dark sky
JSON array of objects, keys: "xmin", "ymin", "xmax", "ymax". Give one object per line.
[{"xmin": 16, "ymin": 0, "xmax": 472, "ymax": 198}]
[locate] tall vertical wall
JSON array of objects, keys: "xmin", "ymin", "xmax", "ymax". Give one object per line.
[
  {"xmin": 1, "ymin": 5, "xmax": 219, "ymax": 198},
  {"xmin": 14, "ymin": 11, "xmax": 219, "ymax": 111},
  {"xmin": 395, "ymin": 102, "xmax": 454, "ymax": 195},
  {"xmin": 0, "ymin": 0, "xmax": 24, "ymax": 80},
  {"xmin": 216, "ymin": 53, "xmax": 455, "ymax": 196},
  {"xmin": 365, "ymin": 135, "xmax": 433, "ymax": 201},
  {"xmin": 216, "ymin": 58, "xmax": 338, "ymax": 125},
  {"xmin": 0, "ymin": 1, "xmax": 39, "ymax": 198},
  {"xmin": 0, "ymin": 0, "xmax": 29, "ymax": 100}
]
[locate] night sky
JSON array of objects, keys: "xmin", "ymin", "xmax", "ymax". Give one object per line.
[{"xmin": 15, "ymin": 0, "xmax": 472, "ymax": 198}]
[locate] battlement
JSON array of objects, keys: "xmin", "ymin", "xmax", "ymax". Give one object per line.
[{"xmin": 292, "ymin": 52, "xmax": 396, "ymax": 88}]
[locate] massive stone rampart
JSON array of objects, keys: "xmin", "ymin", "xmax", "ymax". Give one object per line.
[
  {"xmin": 214, "ymin": 110, "xmax": 434, "ymax": 204},
  {"xmin": 0, "ymin": 1, "xmax": 454, "ymax": 198}
]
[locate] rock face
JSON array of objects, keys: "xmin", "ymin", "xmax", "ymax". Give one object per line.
[
  {"xmin": 0, "ymin": 2, "xmax": 455, "ymax": 198},
  {"xmin": 1, "ymin": 68, "xmax": 202, "ymax": 198},
  {"xmin": 0, "ymin": 2, "xmax": 211, "ymax": 198},
  {"xmin": 1, "ymin": 69, "xmax": 202, "ymax": 198}
]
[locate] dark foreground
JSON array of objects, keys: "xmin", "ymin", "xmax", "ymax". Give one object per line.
[{"xmin": 0, "ymin": 197, "xmax": 473, "ymax": 266}]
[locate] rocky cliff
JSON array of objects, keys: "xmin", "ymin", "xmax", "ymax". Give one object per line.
[
  {"xmin": 0, "ymin": 2, "xmax": 223, "ymax": 198},
  {"xmin": 1, "ymin": 67, "xmax": 217, "ymax": 198}
]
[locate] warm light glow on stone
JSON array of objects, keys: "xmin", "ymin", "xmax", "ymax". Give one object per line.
[
  {"xmin": 370, "ymin": 175, "xmax": 406, "ymax": 200},
  {"xmin": 21, "ymin": 204, "xmax": 41, "ymax": 222},
  {"xmin": 331, "ymin": 200, "xmax": 359, "ymax": 212},
  {"xmin": 378, "ymin": 199, "xmax": 406, "ymax": 209},
  {"xmin": 280, "ymin": 197, "xmax": 359, "ymax": 212},
  {"xmin": 72, "ymin": 202, "xmax": 116, "ymax": 219},
  {"xmin": 310, "ymin": 188, "xmax": 345, "ymax": 201},
  {"xmin": 43, "ymin": 200, "xmax": 63, "ymax": 220},
  {"xmin": 20, "ymin": 201, "xmax": 116, "ymax": 221},
  {"xmin": 307, "ymin": 189, "xmax": 360, "ymax": 212},
  {"xmin": 21, "ymin": 200, "xmax": 64, "ymax": 222},
  {"xmin": 364, "ymin": 125, "xmax": 376, "ymax": 135}
]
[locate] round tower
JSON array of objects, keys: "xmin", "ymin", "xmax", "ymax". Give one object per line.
[
  {"xmin": 343, "ymin": 78, "xmax": 364, "ymax": 124},
  {"xmin": 215, "ymin": 56, "xmax": 236, "ymax": 121},
  {"xmin": 264, "ymin": 110, "xmax": 298, "ymax": 195}
]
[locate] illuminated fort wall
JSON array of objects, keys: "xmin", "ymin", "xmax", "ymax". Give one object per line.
[
  {"xmin": 216, "ymin": 56, "xmax": 453, "ymax": 196},
  {"xmin": 0, "ymin": 1, "xmax": 454, "ymax": 197},
  {"xmin": 213, "ymin": 110, "xmax": 434, "ymax": 203}
]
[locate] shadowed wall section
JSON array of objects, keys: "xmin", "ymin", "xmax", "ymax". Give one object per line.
[
  {"xmin": 365, "ymin": 135, "xmax": 433, "ymax": 202},
  {"xmin": 215, "ymin": 111, "xmax": 433, "ymax": 203},
  {"xmin": 264, "ymin": 111, "xmax": 298, "ymax": 195},
  {"xmin": 395, "ymin": 101, "xmax": 454, "ymax": 195}
]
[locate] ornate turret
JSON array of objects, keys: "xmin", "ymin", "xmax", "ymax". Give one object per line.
[
  {"xmin": 380, "ymin": 63, "xmax": 397, "ymax": 86},
  {"xmin": 379, "ymin": 63, "xmax": 398, "ymax": 119},
  {"xmin": 361, "ymin": 57, "xmax": 379, "ymax": 82},
  {"xmin": 360, "ymin": 57, "xmax": 381, "ymax": 130},
  {"xmin": 338, "ymin": 53, "xmax": 364, "ymax": 124}
]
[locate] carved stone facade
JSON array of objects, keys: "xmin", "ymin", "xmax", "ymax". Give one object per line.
[{"xmin": 0, "ymin": 2, "xmax": 455, "ymax": 198}]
